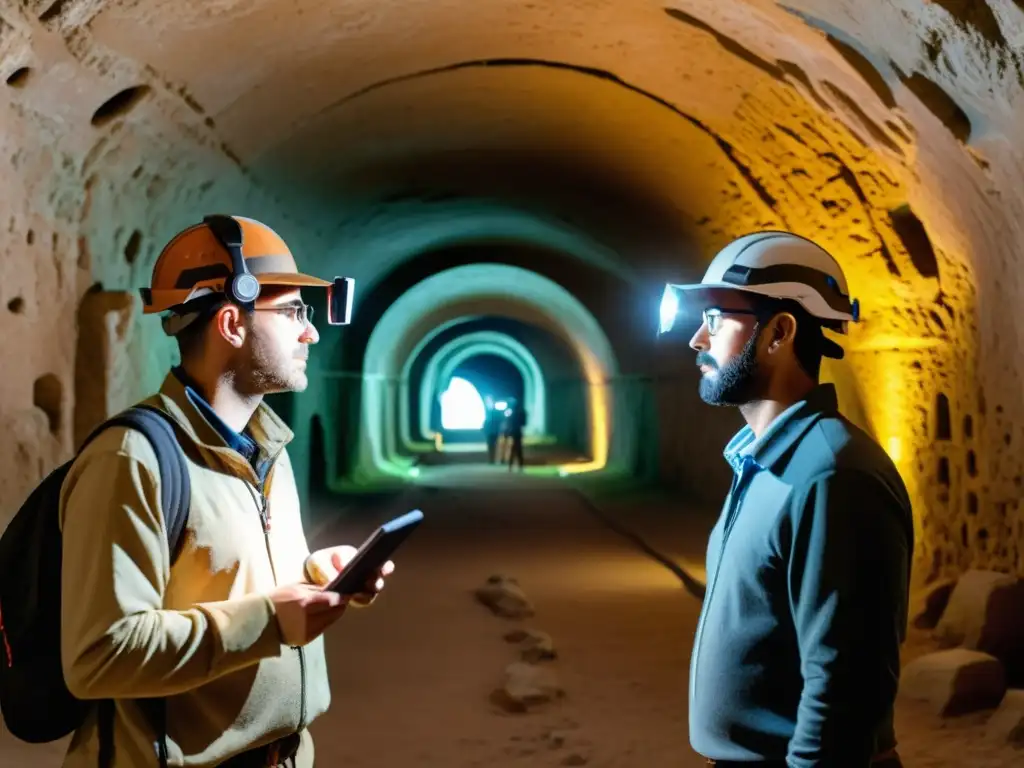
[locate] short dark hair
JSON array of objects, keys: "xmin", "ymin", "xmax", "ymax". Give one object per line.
[
  {"xmin": 171, "ymin": 298, "xmax": 253, "ymax": 363},
  {"xmin": 174, "ymin": 312, "xmax": 215, "ymax": 362},
  {"xmin": 755, "ymin": 298, "xmax": 834, "ymax": 380}
]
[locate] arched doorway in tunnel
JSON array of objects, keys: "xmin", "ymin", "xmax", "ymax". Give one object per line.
[
  {"xmin": 354, "ymin": 263, "xmax": 620, "ymax": 481},
  {"xmin": 406, "ymin": 328, "xmax": 548, "ymax": 448},
  {"xmin": 435, "ymin": 353, "xmax": 524, "ymax": 445}
]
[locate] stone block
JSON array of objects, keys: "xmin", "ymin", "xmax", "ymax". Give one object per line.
[
  {"xmin": 900, "ymin": 649, "xmax": 1006, "ymax": 717},
  {"xmin": 985, "ymin": 688, "xmax": 1024, "ymax": 747},
  {"xmin": 475, "ymin": 574, "xmax": 534, "ymax": 619},
  {"xmin": 910, "ymin": 577, "xmax": 957, "ymax": 629},
  {"xmin": 934, "ymin": 569, "xmax": 1024, "ymax": 682},
  {"xmin": 73, "ymin": 289, "xmax": 136, "ymax": 448}
]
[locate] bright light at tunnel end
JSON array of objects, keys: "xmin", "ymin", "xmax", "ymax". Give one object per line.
[{"xmin": 440, "ymin": 376, "xmax": 486, "ymax": 430}]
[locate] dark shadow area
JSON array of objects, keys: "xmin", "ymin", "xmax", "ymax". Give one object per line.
[
  {"xmin": 936, "ymin": 392, "xmax": 952, "ymax": 440},
  {"xmin": 309, "ymin": 415, "xmax": 327, "ymax": 496},
  {"xmin": 896, "ymin": 69, "xmax": 973, "ymax": 144},
  {"xmin": 91, "ymin": 85, "xmax": 151, "ymax": 128},
  {"xmin": 825, "ymin": 34, "xmax": 897, "ymax": 109},
  {"xmin": 341, "ymin": 146, "xmax": 696, "ymax": 268},
  {"xmin": 821, "ymin": 80, "xmax": 904, "ymax": 155},
  {"xmin": 929, "ymin": 0, "xmax": 1007, "ymax": 49},
  {"xmin": 663, "ymin": 7, "xmax": 784, "ymax": 82},
  {"xmin": 889, "ymin": 204, "xmax": 940, "ymax": 280}
]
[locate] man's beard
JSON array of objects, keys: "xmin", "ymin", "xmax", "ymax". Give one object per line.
[
  {"xmin": 237, "ymin": 326, "xmax": 309, "ymax": 396},
  {"xmin": 696, "ymin": 326, "xmax": 763, "ymax": 406}
]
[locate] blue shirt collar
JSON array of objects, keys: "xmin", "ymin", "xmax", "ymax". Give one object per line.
[
  {"xmin": 172, "ymin": 367, "xmax": 259, "ymax": 462},
  {"xmin": 722, "ymin": 398, "xmax": 808, "ymax": 475}
]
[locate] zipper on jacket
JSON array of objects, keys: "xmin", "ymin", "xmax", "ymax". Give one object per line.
[
  {"xmin": 258, "ymin": 493, "xmax": 269, "ymax": 532},
  {"xmin": 297, "ymin": 646, "xmax": 307, "ymax": 732},
  {"xmin": 689, "ymin": 461, "xmax": 756, "ymax": 706},
  {"xmin": 251, "ymin": 480, "xmax": 305, "ymax": 733},
  {"xmin": 248, "ymin": 472, "xmax": 304, "ymax": 734},
  {"xmin": 254, "ymin": 490, "xmax": 280, "ymax": 586}
]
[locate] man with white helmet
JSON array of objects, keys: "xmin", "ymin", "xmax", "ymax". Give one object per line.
[{"xmin": 660, "ymin": 231, "xmax": 913, "ymax": 768}]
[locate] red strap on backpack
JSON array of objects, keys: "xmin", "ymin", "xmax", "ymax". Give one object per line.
[{"xmin": 0, "ymin": 598, "xmax": 13, "ymax": 667}]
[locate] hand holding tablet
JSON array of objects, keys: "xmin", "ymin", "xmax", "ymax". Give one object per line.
[{"xmin": 324, "ymin": 509, "xmax": 424, "ymax": 597}]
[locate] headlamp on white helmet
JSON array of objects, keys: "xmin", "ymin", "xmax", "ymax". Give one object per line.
[{"xmin": 658, "ymin": 231, "xmax": 860, "ymax": 357}]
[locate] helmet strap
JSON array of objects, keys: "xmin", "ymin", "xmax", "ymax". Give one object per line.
[
  {"xmin": 203, "ymin": 214, "xmax": 261, "ymax": 307},
  {"xmin": 160, "ymin": 294, "xmax": 225, "ymax": 337}
]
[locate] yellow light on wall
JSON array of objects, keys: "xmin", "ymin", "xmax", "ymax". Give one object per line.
[
  {"xmin": 557, "ymin": 346, "xmax": 609, "ymax": 475},
  {"xmin": 887, "ymin": 436, "xmax": 903, "ymax": 463}
]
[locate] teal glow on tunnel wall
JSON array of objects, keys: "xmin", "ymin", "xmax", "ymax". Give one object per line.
[
  {"xmin": 401, "ymin": 330, "xmax": 547, "ymax": 450},
  {"xmin": 355, "ymin": 262, "xmax": 618, "ymax": 481}
]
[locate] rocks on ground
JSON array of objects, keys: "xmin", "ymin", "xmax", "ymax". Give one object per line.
[
  {"xmin": 984, "ymin": 688, "xmax": 1024, "ymax": 748},
  {"xmin": 504, "ymin": 628, "xmax": 557, "ymax": 662},
  {"xmin": 901, "ymin": 568, "xmax": 1024, "ymax": 727},
  {"xmin": 475, "ymin": 573, "xmax": 568, "ymax": 716},
  {"xmin": 899, "ymin": 648, "xmax": 1006, "ymax": 717},
  {"xmin": 933, "ymin": 569, "xmax": 1024, "ymax": 682},
  {"xmin": 910, "ymin": 577, "xmax": 956, "ymax": 630},
  {"xmin": 498, "ymin": 721, "xmax": 591, "ymax": 763},
  {"xmin": 492, "ymin": 661, "xmax": 566, "ymax": 713},
  {"xmin": 475, "ymin": 573, "xmax": 535, "ymax": 619}
]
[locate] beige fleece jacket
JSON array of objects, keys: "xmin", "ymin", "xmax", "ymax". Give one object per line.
[{"xmin": 58, "ymin": 372, "xmax": 330, "ymax": 767}]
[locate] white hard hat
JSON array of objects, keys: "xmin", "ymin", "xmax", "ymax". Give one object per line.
[{"xmin": 659, "ymin": 231, "xmax": 860, "ymax": 335}]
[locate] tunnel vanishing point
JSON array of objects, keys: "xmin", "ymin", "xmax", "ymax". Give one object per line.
[{"xmin": 1, "ymin": 0, "xmax": 1023, "ymax": 586}]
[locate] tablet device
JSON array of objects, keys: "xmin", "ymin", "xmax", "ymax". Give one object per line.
[{"xmin": 325, "ymin": 509, "xmax": 424, "ymax": 595}]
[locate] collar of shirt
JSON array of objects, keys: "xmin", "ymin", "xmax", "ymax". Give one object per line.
[
  {"xmin": 172, "ymin": 366, "xmax": 260, "ymax": 463},
  {"xmin": 722, "ymin": 398, "xmax": 811, "ymax": 476}
]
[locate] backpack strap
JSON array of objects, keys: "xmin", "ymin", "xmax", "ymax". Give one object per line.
[
  {"xmin": 83, "ymin": 406, "xmax": 192, "ymax": 562},
  {"xmin": 80, "ymin": 406, "xmax": 191, "ymax": 768}
]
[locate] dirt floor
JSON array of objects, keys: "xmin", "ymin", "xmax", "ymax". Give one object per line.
[{"xmin": 2, "ymin": 476, "xmax": 1020, "ymax": 766}]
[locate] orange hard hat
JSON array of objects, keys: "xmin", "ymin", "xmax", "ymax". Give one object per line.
[{"xmin": 140, "ymin": 215, "xmax": 330, "ymax": 315}]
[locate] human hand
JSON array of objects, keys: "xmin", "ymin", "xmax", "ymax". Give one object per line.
[
  {"xmin": 267, "ymin": 582, "xmax": 349, "ymax": 647},
  {"xmin": 304, "ymin": 544, "xmax": 396, "ymax": 607}
]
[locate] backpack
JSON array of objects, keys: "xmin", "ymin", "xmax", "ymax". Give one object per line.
[{"xmin": 0, "ymin": 405, "xmax": 191, "ymax": 755}]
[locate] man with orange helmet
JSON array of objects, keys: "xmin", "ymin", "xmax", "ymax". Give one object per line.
[{"xmin": 58, "ymin": 215, "xmax": 380, "ymax": 768}]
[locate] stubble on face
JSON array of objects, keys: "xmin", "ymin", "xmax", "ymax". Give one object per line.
[{"xmin": 236, "ymin": 313, "xmax": 310, "ymax": 396}]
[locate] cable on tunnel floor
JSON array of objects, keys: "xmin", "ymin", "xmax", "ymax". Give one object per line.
[{"xmin": 568, "ymin": 488, "xmax": 707, "ymax": 602}]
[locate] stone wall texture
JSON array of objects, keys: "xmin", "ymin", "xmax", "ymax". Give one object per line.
[{"xmin": 0, "ymin": 0, "xmax": 1022, "ymax": 582}]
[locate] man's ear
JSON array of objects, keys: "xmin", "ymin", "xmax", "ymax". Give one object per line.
[
  {"xmin": 214, "ymin": 303, "xmax": 247, "ymax": 349},
  {"xmin": 768, "ymin": 312, "xmax": 798, "ymax": 352}
]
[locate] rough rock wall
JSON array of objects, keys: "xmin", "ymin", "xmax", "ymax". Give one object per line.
[
  {"xmin": 0, "ymin": 2, "xmax": 324, "ymax": 531},
  {"xmin": 0, "ymin": 0, "xmax": 1022, "ymax": 584},
  {"xmin": 660, "ymin": 0, "xmax": 1024, "ymax": 582}
]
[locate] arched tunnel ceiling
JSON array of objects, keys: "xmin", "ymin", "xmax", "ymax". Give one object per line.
[
  {"xmin": 2, "ymin": 1, "xmax": 1024, "ymax": 574},
  {"xmin": 7, "ymin": 0, "xmax": 1020, "ymax": 327}
]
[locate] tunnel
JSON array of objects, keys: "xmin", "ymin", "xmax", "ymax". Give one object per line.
[{"xmin": 2, "ymin": 2, "xmax": 1024, "ymax": 766}]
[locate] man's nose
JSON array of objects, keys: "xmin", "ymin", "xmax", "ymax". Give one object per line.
[
  {"xmin": 689, "ymin": 321, "xmax": 709, "ymax": 352},
  {"xmin": 300, "ymin": 321, "xmax": 319, "ymax": 345}
]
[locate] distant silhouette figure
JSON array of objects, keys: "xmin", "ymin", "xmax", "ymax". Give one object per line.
[
  {"xmin": 483, "ymin": 396, "xmax": 501, "ymax": 463},
  {"xmin": 504, "ymin": 399, "xmax": 527, "ymax": 471}
]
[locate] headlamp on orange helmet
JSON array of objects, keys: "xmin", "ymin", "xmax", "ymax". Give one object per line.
[{"xmin": 139, "ymin": 214, "xmax": 355, "ymax": 336}]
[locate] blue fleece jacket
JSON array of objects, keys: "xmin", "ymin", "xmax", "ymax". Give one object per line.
[{"xmin": 688, "ymin": 385, "xmax": 914, "ymax": 767}]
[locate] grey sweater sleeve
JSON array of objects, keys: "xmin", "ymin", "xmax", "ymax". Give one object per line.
[{"xmin": 785, "ymin": 470, "xmax": 910, "ymax": 768}]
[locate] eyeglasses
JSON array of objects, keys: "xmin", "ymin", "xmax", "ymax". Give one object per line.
[
  {"xmin": 703, "ymin": 307, "xmax": 761, "ymax": 336},
  {"xmin": 253, "ymin": 302, "xmax": 314, "ymax": 326}
]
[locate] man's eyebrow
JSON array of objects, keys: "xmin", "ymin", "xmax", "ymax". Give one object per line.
[{"xmin": 265, "ymin": 297, "xmax": 304, "ymax": 307}]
